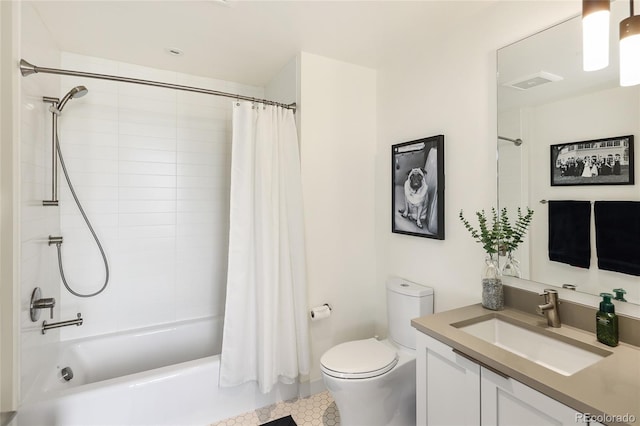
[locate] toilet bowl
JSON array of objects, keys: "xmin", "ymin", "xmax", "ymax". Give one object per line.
[
  {"xmin": 321, "ymin": 338, "xmax": 416, "ymax": 426},
  {"xmin": 320, "ymin": 278, "xmax": 433, "ymax": 426}
]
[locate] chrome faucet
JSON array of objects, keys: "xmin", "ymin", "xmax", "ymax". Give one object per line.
[{"xmin": 537, "ymin": 289, "xmax": 561, "ymax": 328}]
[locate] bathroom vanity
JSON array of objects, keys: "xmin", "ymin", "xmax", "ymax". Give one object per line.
[{"xmin": 412, "ymin": 303, "xmax": 639, "ymax": 426}]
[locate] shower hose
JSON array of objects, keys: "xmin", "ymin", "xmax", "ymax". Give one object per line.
[{"xmin": 55, "ymin": 132, "xmax": 110, "ymax": 297}]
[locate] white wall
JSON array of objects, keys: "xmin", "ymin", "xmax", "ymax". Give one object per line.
[
  {"xmin": 527, "ymin": 86, "xmax": 640, "ymax": 303},
  {"xmin": 1, "ymin": 0, "xmax": 21, "ymax": 412},
  {"xmin": 299, "ymin": 52, "xmax": 378, "ymax": 382},
  {"xmin": 19, "ymin": 1, "xmax": 62, "ymax": 401},
  {"xmin": 53, "ymin": 52, "xmax": 264, "ymax": 339},
  {"xmin": 265, "ymin": 56, "xmax": 298, "ymax": 106},
  {"xmin": 376, "ymin": 1, "xmax": 580, "ymax": 314}
]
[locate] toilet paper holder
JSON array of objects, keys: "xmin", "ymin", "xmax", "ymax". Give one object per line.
[{"xmin": 310, "ymin": 303, "xmax": 332, "ymax": 319}]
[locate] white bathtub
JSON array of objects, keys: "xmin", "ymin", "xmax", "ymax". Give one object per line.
[{"xmin": 17, "ymin": 316, "xmax": 304, "ymax": 426}]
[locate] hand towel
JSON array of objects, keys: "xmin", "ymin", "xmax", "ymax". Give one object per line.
[
  {"xmin": 548, "ymin": 201, "xmax": 591, "ymax": 268},
  {"xmin": 594, "ymin": 201, "xmax": 640, "ymax": 276}
]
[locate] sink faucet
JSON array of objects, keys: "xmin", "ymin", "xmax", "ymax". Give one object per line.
[{"xmin": 537, "ymin": 289, "xmax": 561, "ymax": 328}]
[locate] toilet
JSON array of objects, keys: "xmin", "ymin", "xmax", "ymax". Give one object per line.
[{"xmin": 320, "ymin": 277, "xmax": 434, "ymax": 426}]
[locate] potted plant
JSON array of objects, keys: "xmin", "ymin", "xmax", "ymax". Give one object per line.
[
  {"xmin": 459, "ymin": 208, "xmax": 504, "ymax": 310},
  {"xmin": 459, "ymin": 207, "xmax": 534, "ymax": 310}
]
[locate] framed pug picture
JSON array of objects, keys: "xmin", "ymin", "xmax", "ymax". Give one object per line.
[{"xmin": 392, "ymin": 135, "xmax": 445, "ymax": 239}]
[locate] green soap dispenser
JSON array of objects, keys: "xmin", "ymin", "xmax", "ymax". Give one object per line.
[
  {"xmin": 613, "ymin": 288, "xmax": 627, "ymax": 302},
  {"xmin": 596, "ymin": 293, "xmax": 618, "ymax": 347}
]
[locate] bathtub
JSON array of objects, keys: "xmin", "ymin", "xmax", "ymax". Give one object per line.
[{"xmin": 17, "ymin": 316, "xmax": 303, "ymax": 426}]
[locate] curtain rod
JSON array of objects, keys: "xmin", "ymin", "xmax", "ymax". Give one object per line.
[
  {"xmin": 498, "ymin": 135, "xmax": 523, "ymax": 146},
  {"xmin": 19, "ymin": 59, "xmax": 296, "ymax": 111}
]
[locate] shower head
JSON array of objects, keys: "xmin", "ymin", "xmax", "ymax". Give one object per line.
[{"xmin": 54, "ymin": 86, "xmax": 88, "ymax": 114}]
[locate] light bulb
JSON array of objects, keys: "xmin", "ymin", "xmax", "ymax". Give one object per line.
[
  {"xmin": 620, "ymin": 15, "xmax": 640, "ymax": 86},
  {"xmin": 583, "ymin": 7, "xmax": 610, "ymax": 71}
]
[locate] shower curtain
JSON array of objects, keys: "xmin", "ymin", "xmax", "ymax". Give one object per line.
[{"xmin": 220, "ymin": 101, "xmax": 310, "ymax": 393}]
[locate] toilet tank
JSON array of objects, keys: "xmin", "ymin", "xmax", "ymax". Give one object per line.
[{"xmin": 387, "ymin": 277, "xmax": 434, "ymax": 350}]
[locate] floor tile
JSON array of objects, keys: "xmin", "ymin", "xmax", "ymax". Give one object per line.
[{"xmin": 211, "ymin": 390, "xmax": 340, "ymax": 426}]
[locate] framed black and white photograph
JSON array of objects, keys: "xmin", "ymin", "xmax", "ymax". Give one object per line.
[
  {"xmin": 392, "ymin": 135, "xmax": 445, "ymax": 239},
  {"xmin": 551, "ymin": 135, "xmax": 634, "ymax": 186}
]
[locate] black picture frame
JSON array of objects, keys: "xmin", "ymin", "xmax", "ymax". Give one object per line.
[
  {"xmin": 550, "ymin": 135, "xmax": 634, "ymax": 186},
  {"xmin": 392, "ymin": 135, "xmax": 445, "ymax": 239}
]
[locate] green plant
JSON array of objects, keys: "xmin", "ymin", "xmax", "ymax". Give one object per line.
[
  {"xmin": 459, "ymin": 207, "xmax": 534, "ymax": 256},
  {"xmin": 459, "ymin": 208, "xmax": 501, "ymax": 256},
  {"xmin": 499, "ymin": 207, "xmax": 534, "ymax": 254}
]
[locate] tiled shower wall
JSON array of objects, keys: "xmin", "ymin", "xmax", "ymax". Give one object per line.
[{"xmin": 54, "ymin": 52, "xmax": 264, "ymax": 340}]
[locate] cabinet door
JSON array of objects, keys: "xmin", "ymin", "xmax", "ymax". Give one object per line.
[
  {"xmin": 481, "ymin": 366, "xmax": 582, "ymax": 425},
  {"xmin": 416, "ymin": 332, "xmax": 480, "ymax": 426}
]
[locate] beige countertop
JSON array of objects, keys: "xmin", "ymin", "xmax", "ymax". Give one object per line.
[{"xmin": 412, "ymin": 304, "xmax": 640, "ymax": 426}]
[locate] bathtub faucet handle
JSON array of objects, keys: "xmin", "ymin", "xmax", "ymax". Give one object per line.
[
  {"xmin": 30, "ymin": 287, "xmax": 56, "ymax": 322},
  {"xmin": 34, "ymin": 298, "xmax": 56, "ymax": 319}
]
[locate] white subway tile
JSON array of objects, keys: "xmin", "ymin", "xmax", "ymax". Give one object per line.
[
  {"xmin": 61, "ymin": 157, "xmax": 118, "ymax": 174},
  {"xmin": 118, "ymin": 225, "xmax": 176, "ymax": 239},
  {"xmin": 116, "ymin": 237, "xmax": 174, "ymax": 255},
  {"xmin": 118, "ymin": 174, "xmax": 176, "ymax": 188},
  {"xmin": 59, "ymin": 186, "xmax": 118, "ymax": 201},
  {"xmin": 119, "ymin": 161, "xmax": 175, "ymax": 176},
  {"xmin": 119, "ymin": 94, "xmax": 176, "ymax": 114},
  {"xmin": 60, "ymin": 116, "xmax": 118, "ymax": 134},
  {"xmin": 177, "ymin": 149, "xmax": 229, "ymax": 165},
  {"xmin": 119, "ymin": 200, "xmax": 176, "ymax": 214},
  {"xmin": 57, "ymin": 171, "xmax": 118, "ymax": 188},
  {"xmin": 118, "ymin": 187, "xmax": 176, "ymax": 201},
  {"xmin": 119, "ymin": 122, "xmax": 177, "ymax": 139},
  {"xmin": 118, "ymin": 147, "xmax": 176, "ymax": 163},
  {"xmin": 119, "ymin": 108, "xmax": 177, "ymax": 128},
  {"xmin": 119, "ymin": 134, "xmax": 176, "ymax": 151},
  {"xmin": 119, "ymin": 212, "xmax": 176, "ymax": 227},
  {"xmin": 177, "ymin": 126, "xmax": 227, "ymax": 143}
]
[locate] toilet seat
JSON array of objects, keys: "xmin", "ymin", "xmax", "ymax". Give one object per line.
[{"xmin": 320, "ymin": 338, "xmax": 398, "ymax": 379}]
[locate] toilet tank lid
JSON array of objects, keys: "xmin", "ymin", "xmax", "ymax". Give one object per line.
[{"xmin": 387, "ymin": 277, "xmax": 433, "ymax": 297}]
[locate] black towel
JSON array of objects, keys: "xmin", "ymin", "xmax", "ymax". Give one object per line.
[
  {"xmin": 548, "ymin": 201, "xmax": 591, "ymax": 268},
  {"xmin": 594, "ymin": 201, "xmax": 640, "ymax": 276}
]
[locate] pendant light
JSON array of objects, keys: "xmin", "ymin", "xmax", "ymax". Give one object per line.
[
  {"xmin": 620, "ymin": 1, "xmax": 640, "ymax": 86},
  {"xmin": 582, "ymin": 0, "xmax": 611, "ymax": 71}
]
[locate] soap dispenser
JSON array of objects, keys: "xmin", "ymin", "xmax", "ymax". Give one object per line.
[
  {"xmin": 613, "ymin": 288, "xmax": 627, "ymax": 302},
  {"xmin": 596, "ymin": 293, "xmax": 618, "ymax": 347}
]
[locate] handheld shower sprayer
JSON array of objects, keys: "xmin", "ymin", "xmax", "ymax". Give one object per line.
[
  {"xmin": 44, "ymin": 84, "xmax": 110, "ymax": 298},
  {"xmin": 50, "ymin": 85, "xmax": 88, "ymax": 115}
]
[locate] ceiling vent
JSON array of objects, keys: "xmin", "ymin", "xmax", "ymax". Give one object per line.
[{"xmin": 503, "ymin": 71, "xmax": 564, "ymax": 90}]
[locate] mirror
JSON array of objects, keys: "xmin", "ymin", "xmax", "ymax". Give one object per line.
[{"xmin": 497, "ymin": 1, "xmax": 640, "ymax": 305}]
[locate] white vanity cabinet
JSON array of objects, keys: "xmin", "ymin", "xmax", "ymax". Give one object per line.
[
  {"xmin": 416, "ymin": 332, "xmax": 480, "ymax": 425},
  {"xmin": 481, "ymin": 366, "xmax": 581, "ymax": 425},
  {"xmin": 416, "ymin": 331, "xmax": 588, "ymax": 426}
]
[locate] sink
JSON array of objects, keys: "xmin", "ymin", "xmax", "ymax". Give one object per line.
[{"xmin": 454, "ymin": 315, "xmax": 611, "ymax": 376}]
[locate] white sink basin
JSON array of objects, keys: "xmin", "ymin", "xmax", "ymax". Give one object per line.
[{"xmin": 456, "ymin": 316, "xmax": 610, "ymax": 376}]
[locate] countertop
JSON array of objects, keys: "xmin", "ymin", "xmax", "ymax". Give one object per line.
[{"xmin": 412, "ymin": 304, "xmax": 640, "ymax": 426}]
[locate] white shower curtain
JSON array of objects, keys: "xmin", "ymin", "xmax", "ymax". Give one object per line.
[{"xmin": 220, "ymin": 101, "xmax": 310, "ymax": 393}]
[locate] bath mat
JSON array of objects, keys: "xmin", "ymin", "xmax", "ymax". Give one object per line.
[{"xmin": 261, "ymin": 415, "xmax": 297, "ymax": 426}]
